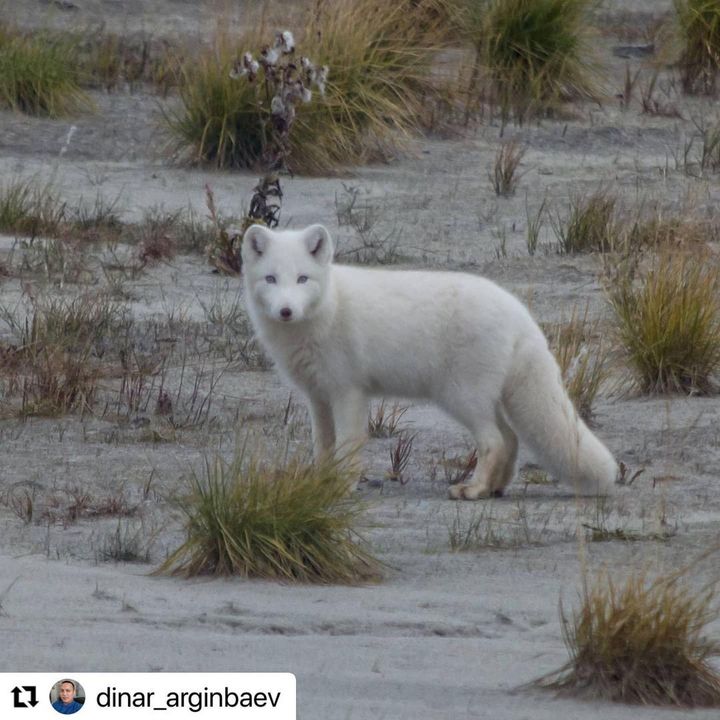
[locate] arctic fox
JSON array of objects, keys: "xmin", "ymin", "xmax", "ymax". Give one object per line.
[{"xmin": 241, "ymin": 223, "xmax": 618, "ymax": 499}]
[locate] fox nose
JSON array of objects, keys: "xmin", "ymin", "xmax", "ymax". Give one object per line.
[{"xmin": 280, "ymin": 307, "xmax": 292, "ymax": 320}]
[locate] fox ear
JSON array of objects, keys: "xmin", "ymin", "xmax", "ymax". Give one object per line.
[
  {"xmin": 303, "ymin": 224, "xmax": 334, "ymax": 265},
  {"xmin": 242, "ymin": 225, "xmax": 271, "ymax": 259}
]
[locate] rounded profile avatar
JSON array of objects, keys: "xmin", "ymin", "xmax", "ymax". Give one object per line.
[{"xmin": 50, "ymin": 679, "xmax": 85, "ymax": 715}]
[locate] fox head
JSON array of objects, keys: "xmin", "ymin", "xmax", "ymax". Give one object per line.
[{"xmin": 241, "ymin": 224, "xmax": 334, "ymax": 324}]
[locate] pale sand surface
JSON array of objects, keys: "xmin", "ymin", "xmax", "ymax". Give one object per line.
[{"xmin": 0, "ymin": 2, "xmax": 719, "ymax": 719}]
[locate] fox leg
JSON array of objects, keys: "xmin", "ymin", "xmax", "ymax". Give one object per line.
[
  {"xmin": 447, "ymin": 400, "xmax": 515, "ymax": 501},
  {"xmin": 331, "ymin": 389, "xmax": 368, "ymax": 488},
  {"xmin": 308, "ymin": 395, "xmax": 335, "ymax": 461},
  {"xmin": 489, "ymin": 408, "xmax": 518, "ymax": 496}
]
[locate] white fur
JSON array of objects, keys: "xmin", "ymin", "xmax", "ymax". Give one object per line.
[{"xmin": 242, "ymin": 224, "xmax": 618, "ymax": 499}]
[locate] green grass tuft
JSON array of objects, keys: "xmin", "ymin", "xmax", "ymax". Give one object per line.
[
  {"xmin": 466, "ymin": 0, "xmax": 599, "ymax": 123},
  {"xmin": 156, "ymin": 446, "xmax": 381, "ymax": 583},
  {"xmin": 0, "ymin": 27, "xmax": 90, "ymax": 117},
  {"xmin": 552, "ymin": 190, "xmax": 618, "ymax": 254}
]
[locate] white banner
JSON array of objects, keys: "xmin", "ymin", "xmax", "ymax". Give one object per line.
[{"xmin": 1, "ymin": 674, "xmax": 295, "ymax": 719}]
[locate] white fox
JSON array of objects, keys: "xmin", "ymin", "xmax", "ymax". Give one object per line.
[{"xmin": 241, "ymin": 223, "xmax": 618, "ymax": 499}]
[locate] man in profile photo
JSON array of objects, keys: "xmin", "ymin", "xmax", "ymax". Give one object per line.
[{"xmin": 51, "ymin": 680, "xmax": 83, "ymax": 715}]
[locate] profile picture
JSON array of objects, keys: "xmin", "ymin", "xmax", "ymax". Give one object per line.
[{"xmin": 50, "ymin": 679, "xmax": 85, "ymax": 715}]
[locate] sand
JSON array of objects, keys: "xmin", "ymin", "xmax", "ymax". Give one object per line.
[{"xmin": 0, "ymin": 2, "xmax": 719, "ymax": 718}]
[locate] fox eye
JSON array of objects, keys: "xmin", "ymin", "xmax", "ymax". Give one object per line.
[
  {"xmin": 265, "ymin": 275, "xmax": 276, "ymax": 284},
  {"xmin": 297, "ymin": 275, "xmax": 308, "ymax": 284}
]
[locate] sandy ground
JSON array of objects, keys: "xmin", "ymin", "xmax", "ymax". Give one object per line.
[{"xmin": 1, "ymin": 2, "xmax": 720, "ymax": 719}]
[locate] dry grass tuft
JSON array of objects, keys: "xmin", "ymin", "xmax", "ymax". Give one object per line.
[
  {"xmin": 626, "ymin": 213, "xmax": 719, "ymax": 250},
  {"xmin": 607, "ymin": 251, "xmax": 720, "ymax": 394},
  {"xmin": 538, "ymin": 568, "xmax": 720, "ymax": 706},
  {"xmin": 490, "ymin": 139, "xmax": 526, "ymax": 196},
  {"xmin": 548, "ymin": 306, "xmax": 607, "ymax": 421},
  {"xmin": 0, "ymin": 293, "xmax": 125, "ymax": 417},
  {"xmin": 163, "ymin": 0, "xmax": 445, "ymax": 173},
  {"xmin": 675, "ymin": 0, "xmax": 720, "ymax": 95},
  {"xmin": 368, "ymin": 400, "xmax": 409, "ymax": 438},
  {"xmin": 156, "ymin": 446, "xmax": 380, "ymax": 583}
]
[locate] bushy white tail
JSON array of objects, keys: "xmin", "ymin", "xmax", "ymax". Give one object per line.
[{"xmin": 503, "ymin": 342, "xmax": 617, "ymax": 494}]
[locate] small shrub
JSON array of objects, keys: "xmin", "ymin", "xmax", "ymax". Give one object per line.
[
  {"xmin": 552, "ymin": 190, "xmax": 618, "ymax": 254},
  {"xmin": 608, "ymin": 252, "xmax": 720, "ymax": 394},
  {"xmin": 490, "ymin": 139, "xmax": 526, "ymax": 196},
  {"xmin": 468, "ymin": 0, "xmax": 599, "ymax": 123},
  {"xmin": 0, "ymin": 28, "xmax": 89, "ymax": 117},
  {"xmin": 156, "ymin": 448, "xmax": 380, "ymax": 583},
  {"xmin": 538, "ymin": 568, "xmax": 720, "ymax": 706},
  {"xmin": 675, "ymin": 0, "xmax": 720, "ymax": 95}
]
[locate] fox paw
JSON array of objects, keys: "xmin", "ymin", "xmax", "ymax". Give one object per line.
[{"xmin": 448, "ymin": 483, "xmax": 504, "ymax": 500}]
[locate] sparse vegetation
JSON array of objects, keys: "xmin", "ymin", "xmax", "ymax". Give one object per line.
[
  {"xmin": 0, "ymin": 294, "xmax": 125, "ymax": 417},
  {"xmin": 387, "ymin": 432, "xmax": 416, "ymax": 483},
  {"xmin": 439, "ymin": 449, "xmax": 478, "ymax": 486},
  {"xmin": 552, "ymin": 190, "xmax": 619, "ymax": 254},
  {"xmin": 448, "ymin": 495, "xmax": 554, "ymax": 550},
  {"xmin": 525, "ymin": 195, "xmax": 546, "ymax": 256},
  {"xmin": 99, "ymin": 519, "xmax": 153, "ymax": 563},
  {"xmin": 675, "ymin": 0, "xmax": 720, "ymax": 95},
  {"xmin": 490, "ymin": 139, "xmax": 526, "ymax": 196},
  {"xmin": 156, "ymin": 447, "xmax": 380, "ymax": 583},
  {"xmin": 368, "ymin": 400, "xmax": 409, "ymax": 438},
  {"xmin": 0, "ymin": 178, "xmax": 67, "ymax": 238},
  {"xmin": 538, "ymin": 567, "xmax": 720, "ymax": 706},
  {"xmin": 608, "ymin": 251, "xmax": 720, "ymax": 394}
]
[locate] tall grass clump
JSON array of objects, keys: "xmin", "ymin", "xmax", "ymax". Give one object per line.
[
  {"xmin": 0, "ymin": 28, "xmax": 89, "ymax": 117},
  {"xmin": 608, "ymin": 252, "xmax": 720, "ymax": 394},
  {"xmin": 163, "ymin": 0, "xmax": 443, "ymax": 173},
  {"xmin": 162, "ymin": 33, "xmax": 265, "ymax": 169},
  {"xmin": 538, "ymin": 569, "xmax": 720, "ymax": 706},
  {"xmin": 293, "ymin": 0, "xmax": 444, "ymax": 172},
  {"xmin": 466, "ymin": 0, "xmax": 599, "ymax": 123},
  {"xmin": 675, "ymin": 0, "xmax": 720, "ymax": 95},
  {"xmin": 156, "ymin": 447, "xmax": 380, "ymax": 583}
]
